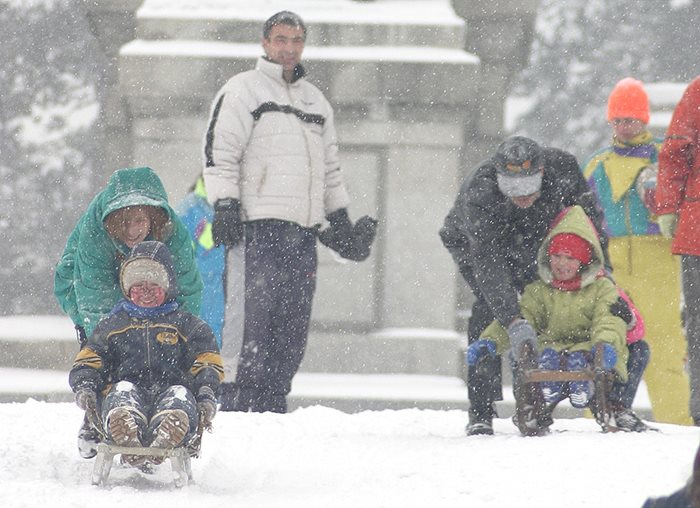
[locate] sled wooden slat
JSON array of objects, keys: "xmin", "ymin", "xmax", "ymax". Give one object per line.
[{"xmin": 524, "ymin": 369, "xmax": 595, "ymax": 383}]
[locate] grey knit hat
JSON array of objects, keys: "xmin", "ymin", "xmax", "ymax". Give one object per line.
[
  {"xmin": 119, "ymin": 241, "xmax": 177, "ymax": 300},
  {"xmin": 121, "ymin": 257, "xmax": 170, "ymax": 294}
]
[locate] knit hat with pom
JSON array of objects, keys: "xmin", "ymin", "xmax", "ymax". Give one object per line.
[{"xmin": 607, "ymin": 77, "xmax": 650, "ymax": 124}]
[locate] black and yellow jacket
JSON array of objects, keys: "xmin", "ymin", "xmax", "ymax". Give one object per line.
[{"xmin": 68, "ymin": 241, "xmax": 223, "ymax": 397}]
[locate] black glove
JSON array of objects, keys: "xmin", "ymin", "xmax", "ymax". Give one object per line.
[
  {"xmin": 196, "ymin": 386, "xmax": 217, "ymax": 427},
  {"xmin": 352, "ymin": 216, "xmax": 379, "ymax": 260},
  {"xmin": 610, "ymin": 296, "xmax": 633, "ymax": 325},
  {"xmin": 318, "ymin": 208, "xmax": 378, "ymax": 262},
  {"xmin": 212, "ymin": 198, "xmax": 244, "ymax": 247},
  {"xmin": 75, "ymin": 386, "xmax": 97, "ymax": 411}
]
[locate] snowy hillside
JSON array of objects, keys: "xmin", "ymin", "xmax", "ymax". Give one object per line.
[{"xmin": 0, "ymin": 401, "xmax": 697, "ymax": 507}]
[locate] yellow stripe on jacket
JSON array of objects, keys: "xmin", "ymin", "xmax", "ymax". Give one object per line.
[
  {"xmin": 191, "ymin": 351, "xmax": 224, "ymax": 381},
  {"xmin": 72, "ymin": 347, "xmax": 103, "ymax": 370}
]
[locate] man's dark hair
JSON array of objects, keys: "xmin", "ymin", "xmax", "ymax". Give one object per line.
[{"xmin": 263, "ymin": 11, "xmax": 307, "ymax": 39}]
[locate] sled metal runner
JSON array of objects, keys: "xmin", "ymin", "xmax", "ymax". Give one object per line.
[{"xmin": 92, "ymin": 442, "xmax": 193, "ymax": 487}]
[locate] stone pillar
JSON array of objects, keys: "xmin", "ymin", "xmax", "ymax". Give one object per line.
[
  {"xmin": 82, "ymin": 0, "xmax": 143, "ymax": 171},
  {"xmin": 449, "ymin": 0, "xmax": 539, "ymax": 332}
]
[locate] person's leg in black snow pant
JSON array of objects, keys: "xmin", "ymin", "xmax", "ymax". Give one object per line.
[{"xmin": 233, "ymin": 220, "xmax": 317, "ymax": 413}]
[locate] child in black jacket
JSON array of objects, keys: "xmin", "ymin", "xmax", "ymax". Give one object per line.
[{"xmin": 69, "ymin": 241, "xmax": 223, "ymax": 465}]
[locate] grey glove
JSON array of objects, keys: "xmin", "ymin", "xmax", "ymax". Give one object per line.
[
  {"xmin": 196, "ymin": 386, "xmax": 217, "ymax": 427},
  {"xmin": 75, "ymin": 387, "xmax": 96, "ymax": 411},
  {"xmin": 198, "ymin": 400, "xmax": 216, "ymax": 428},
  {"xmin": 507, "ymin": 318, "xmax": 538, "ymax": 357}
]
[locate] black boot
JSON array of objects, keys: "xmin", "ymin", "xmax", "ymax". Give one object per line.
[
  {"xmin": 612, "ymin": 404, "xmax": 649, "ymax": 432},
  {"xmin": 465, "ymin": 353, "xmax": 501, "ymax": 436},
  {"xmin": 466, "ymin": 403, "xmax": 495, "ymax": 436}
]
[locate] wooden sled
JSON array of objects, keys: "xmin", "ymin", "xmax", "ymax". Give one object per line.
[
  {"xmin": 514, "ymin": 343, "xmax": 618, "ymax": 435},
  {"xmin": 87, "ymin": 404, "xmax": 206, "ymax": 488}
]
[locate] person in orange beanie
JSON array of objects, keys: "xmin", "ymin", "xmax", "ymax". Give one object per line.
[{"xmin": 582, "ymin": 77, "xmax": 692, "ymax": 426}]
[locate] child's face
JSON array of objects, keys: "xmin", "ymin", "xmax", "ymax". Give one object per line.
[
  {"xmin": 550, "ymin": 253, "xmax": 582, "ymax": 281},
  {"xmin": 129, "ymin": 281, "xmax": 166, "ymax": 307},
  {"xmin": 610, "ymin": 117, "xmax": 646, "ymax": 143}
]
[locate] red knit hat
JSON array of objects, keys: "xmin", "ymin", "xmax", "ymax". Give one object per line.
[
  {"xmin": 547, "ymin": 233, "xmax": 592, "ymax": 265},
  {"xmin": 607, "ymin": 77, "xmax": 650, "ymax": 124}
]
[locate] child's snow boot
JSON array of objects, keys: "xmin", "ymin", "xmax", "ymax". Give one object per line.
[
  {"xmin": 566, "ymin": 351, "xmax": 593, "ymax": 408},
  {"xmin": 107, "ymin": 407, "xmax": 145, "ymax": 467},
  {"xmin": 538, "ymin": 348, "xmax": 564, "ymax": 404},
  {"xmin": 151, "ymin": 409, "xmax": 189, "ymax": 449}
]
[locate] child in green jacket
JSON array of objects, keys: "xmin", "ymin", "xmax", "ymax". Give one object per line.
[{"xmin": 468, "ymin": 205, "xmax": 627, "ymax": 421}]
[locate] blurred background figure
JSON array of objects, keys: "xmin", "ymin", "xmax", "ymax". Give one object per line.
[
  {"xmin": 177, "ymin": 176, "xmax": 225, "ymax": 348},
  {"xmin": 656, "ymin": 76, "xmax": 700, "ymax": 426}
]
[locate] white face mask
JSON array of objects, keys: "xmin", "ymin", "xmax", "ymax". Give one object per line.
[{"xmin": 496, "ymin": 171, "xmax": 543, "ymax": 198}]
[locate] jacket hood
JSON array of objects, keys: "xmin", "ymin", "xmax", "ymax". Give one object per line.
[
  {"xmin": 537, "ymin": 205, "xmax": 604, "ymax": 287},
  {"xmin": 120, "ymin": 241, "xmax": 178, "ymax": 302},
  {"xmin": 99, "ymin": 167, "xmax": 171, "ymax": 222}
]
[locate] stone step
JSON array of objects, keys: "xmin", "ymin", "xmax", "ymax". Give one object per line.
[
  {"xmin": 0, "ymin": 316, "xmax": 654, "ymax": 421},
  {"xmin": 135, "ymin": 0, "xmax": 466, "ymax": 48},
  {"xmin": 0, "ymin": 368, "xmax": 653, "ymax": 422},
  {"xmin": 0, "ymin": 316, "xmax": 465, "ymax": 376},
  {"xmin": 119, "ymin": 40, "xmax": 480, "ymax": 112}
]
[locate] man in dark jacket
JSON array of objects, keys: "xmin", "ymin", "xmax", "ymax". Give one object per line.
[{"xmin": 440, "ymin": 136, "xmax": 608, "ymax": 435}]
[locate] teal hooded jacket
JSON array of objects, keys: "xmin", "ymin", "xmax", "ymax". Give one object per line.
[{"xmin": 54, "ymin": 167, "xmax": 203, "ymax": 336}]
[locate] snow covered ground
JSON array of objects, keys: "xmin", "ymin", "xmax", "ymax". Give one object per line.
[{"xmin": 0, "ymin": 401, "xmax": 697, "ymax": 508}]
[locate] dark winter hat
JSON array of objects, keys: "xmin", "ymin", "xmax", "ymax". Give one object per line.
[
  {"xmin": 547, "ymin": 232, "xmax": 592, "ymax": 265},
  {"xmin": 120, "ymin": 241, "xmax": 177, "ymax": 300},
  {"xmin": 263, "ymin": 11, "xmax": 306, "ymax": 39},
  {"xmin": 494, "ymin": 136, "xmax": 544, "ymax": 198}
]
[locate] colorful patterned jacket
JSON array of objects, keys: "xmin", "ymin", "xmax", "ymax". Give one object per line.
[{"xmin": 582, "ymin": 130, "xmax": 662, "ymax": 238}]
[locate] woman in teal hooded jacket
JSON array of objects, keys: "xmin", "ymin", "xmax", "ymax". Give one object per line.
[
  {"xmin": 54, "ymin": 167, "xmax": 203, "ymax": 459},
  {"xmin": 54, "ymin": 167, "xmax": 203, "ymax": 341}
]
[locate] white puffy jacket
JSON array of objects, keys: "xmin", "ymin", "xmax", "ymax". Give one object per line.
[{"xmin": 203, "ymin": 57, "xmax": 350, "ymax": 228}]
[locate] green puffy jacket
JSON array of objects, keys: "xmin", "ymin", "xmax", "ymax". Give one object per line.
[
  {"xmin": 54, "ymin": 167, "xmax": 203, "ymax": 336},
  {"xmin": 481, "ymin": 205, "xmax": 628, "ymax": 380}
]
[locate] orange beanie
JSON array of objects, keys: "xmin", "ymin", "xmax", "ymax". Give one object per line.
[{"xmin": 607, "ymin": 77, "xmax": 650, "ymax": 124}]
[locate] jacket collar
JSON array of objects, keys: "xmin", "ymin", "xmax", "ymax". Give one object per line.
[{"xmin": 257, "ymin": 56, "xmax": 306, "ymax": 84}]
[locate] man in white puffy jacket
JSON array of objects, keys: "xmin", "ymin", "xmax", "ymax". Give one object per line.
[{"xmin": 202, "ymin": 11, "xmax": 377, "ymax": 413}]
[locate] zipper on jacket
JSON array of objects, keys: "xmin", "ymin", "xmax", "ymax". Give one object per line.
[
  {"xmin": 286, "ymin": 82, "xmax": 315, "ymax": 226},
  {"xmin": 145, "ymin": 320, "xmax": 154, "ymax": 387},
  {"xmin": 624, "ymin": 194, "xmax": 633, "ymax": 275}
]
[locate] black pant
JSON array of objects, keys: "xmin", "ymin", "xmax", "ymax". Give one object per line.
[
  {"xmin": 460, "ymin": 265, "xmax": 505, "ymax": 414},
  {"xmin": 232, "ymin": 220, "xmax": 318, "ymax": 413}
]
